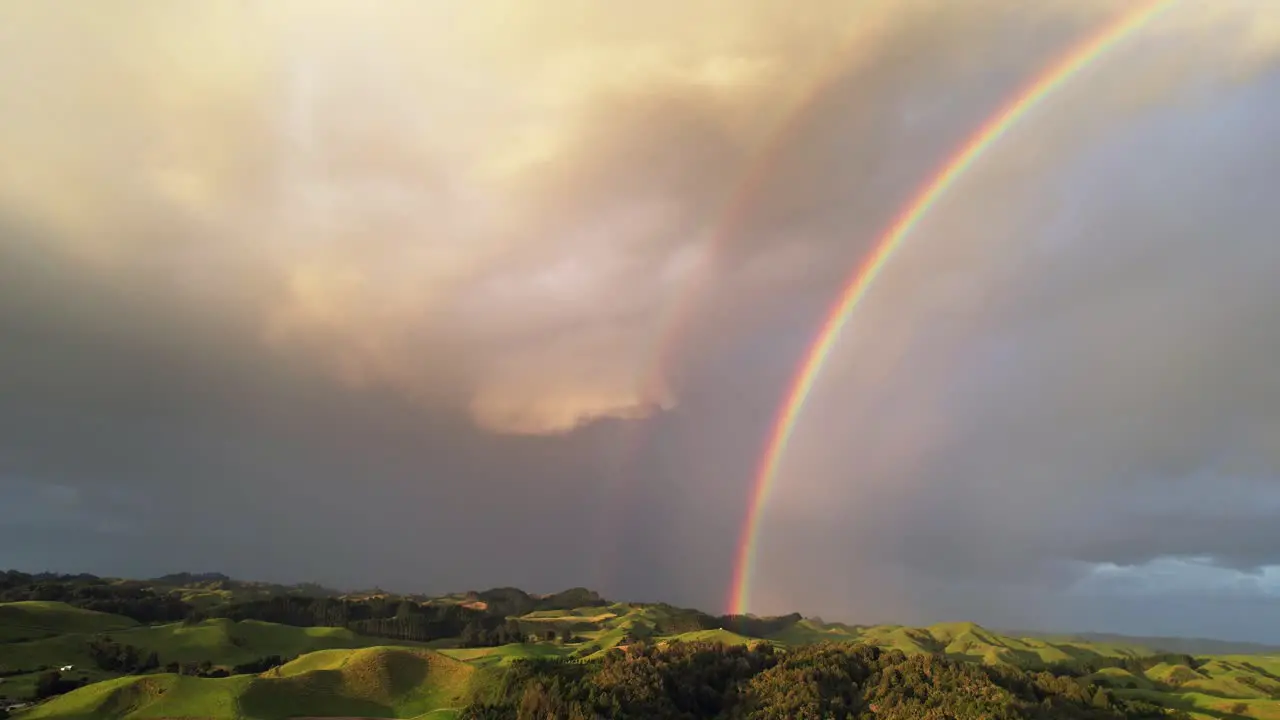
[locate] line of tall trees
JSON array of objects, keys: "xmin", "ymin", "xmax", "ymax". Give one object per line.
[
  {"xmin": 0, "ymin": 570, "xmax": 503, "ymax": 645},
  {"xmin": 460, "ymin": 619, "xmax": 529, "ymax": 648},
  {"xmin": 191, "ymin": 595, "xmax": 494, "ymax": 643},
  {"xmin": 0, "ymin": 572, "xmax": 616, "ymax": 648},
  {"xmin": 230, "ymin": 655, "xmax": 294, "ymax": 675},
  {"xmin": 0, "ymin": 572, "xmax": 191, "ymax": 623}
]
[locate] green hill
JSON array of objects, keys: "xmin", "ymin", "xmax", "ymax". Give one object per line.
[
  {"xmin": 1016, "ymin": 630, "xmax": 1280, "ymax": 657},
  {"xmin": 0, "ymin": 618, "xmax": 418, "ymax": 704},
  {"xmin": 8, "ymin": 574, "xmax": 1280, "ymax": 720},
  {"xmin": 0, "ymin": 603, "xmax": 137, "ymax": 643},
  {"xmin": 20, "ymin": 646, "xmax": 475, "ymax": 720},
  {"xmin": 438, "ymin": 642, "xmax": 567, "ymax": 668},
  {"xmin": 0, "ymin": 618, "xmax": 378, "ymax": 672}
]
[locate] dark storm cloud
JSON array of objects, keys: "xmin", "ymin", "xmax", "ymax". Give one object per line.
[{"xmin": 3, "ymin": 0, "xmax": 1280, "ymax": 642}]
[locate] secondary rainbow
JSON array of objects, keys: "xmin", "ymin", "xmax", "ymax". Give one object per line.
[
  {"xmin": 728, "ymin": 0, "xmax": 1179, "ymax": 616},
  {"xmin": 638, "ymin": 2, "xmax": 900, "ymax": 405}
]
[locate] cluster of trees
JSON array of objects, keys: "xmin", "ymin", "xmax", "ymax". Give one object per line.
[
  {"xmin": 86, "ymin": 637, "xmax": 160, "ymax": 674},
  {"xmin": 166, "ymin": 660, "xmax": 232, "ymax": 678},
  {"xmin": 461, "ymin": 641, "xmax": 1189, "ymax": 720},
  {"xmin": 457, "ymin": 620, "xmax": 574, "ymax": 647},
  {"xmin": 230, "ymin": 655, "xmax": 294, "ymax": 675},
  {"xmin": 461, "ymin": 619, "xmax": 526, "ymax": 648},
  {"xmin": 31, "ymin": 671, "xmax": 86, "ymax": 701}
]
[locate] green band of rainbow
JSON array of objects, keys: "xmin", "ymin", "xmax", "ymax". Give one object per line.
[{"xmin": 728, "ymin": 0, "xmax": 1179, "ymax": 616}]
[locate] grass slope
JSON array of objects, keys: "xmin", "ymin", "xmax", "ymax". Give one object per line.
[
  {"xmin": 0, "ymin": 619, "xmax": 417, "ymax": 705},
  {"xmin": 21, "ymin": 646, "xmax": 475, "ymax": 720},
  {"xmin": 757, "ymin": 619, "xmax": 1149, "ymax": 669},
  {"xmin": 0, "ymin": 603, "xmax": 137, "ymax": 643},
  {"xmin": 0, "ymin": 619, "xmax": 388, "ymax": 671},
  {"xmin": 438, "ymin": 643, "xmax": 566, "ymax": 668}
]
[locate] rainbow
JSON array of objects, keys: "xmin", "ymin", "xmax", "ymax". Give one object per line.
[
  {"xmin": 602, "ymin": 4, "xmax": 899, "ymax": 592},
  {"xmin": 728, "ymin": 0, "xmax": 1179, "ymax": 616},
  {"xmin": 640, "ymin": 3, "xmax": 904, "ymax": 405}
]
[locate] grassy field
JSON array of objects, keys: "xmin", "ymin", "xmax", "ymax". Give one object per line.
[
  {"xmin": 0, "ymin": 617, "xmax": 401, "ymax": 669},
  {"xmin": 0, "ymin": 603, "xmax": 137, "ymax": 643},
  {"xmin": 19, "ymin": 647, "xmax": 474, "ymax": 720},
  {"xmin": 9, "ymin": 597, "xmax": 1280, "ymax": 719},
  {"xmin": 0, "ymin": 609, "xmax": 426, "ymax": 705},
  {"xmin": 1096, "ymin": 655, "xmax": 1280, "ymax": 720}
]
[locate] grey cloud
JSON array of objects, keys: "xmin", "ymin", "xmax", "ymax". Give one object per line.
[{"xmin": 745, "ymin": 51, "xmax": 1280, "ymax": 635}]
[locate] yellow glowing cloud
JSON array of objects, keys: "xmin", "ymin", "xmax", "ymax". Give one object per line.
[{"xmin": 2, "ymin": 0, "xmax": 1277, "ymax": 434}]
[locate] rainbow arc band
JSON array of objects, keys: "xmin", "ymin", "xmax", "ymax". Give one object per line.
[{"xmin": 728, "ymin": 0, "xmax": 1180, "ymax": 617}]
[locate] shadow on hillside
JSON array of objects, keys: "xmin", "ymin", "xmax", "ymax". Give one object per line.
[
  {"xmin": 1053, "ymin": 644, "xmax": 1110, "ymax": 663},
  {"xmin": 1117, "ymin": 689, "xmax": 1253, "ymax": 720},
  {"xmin": 239, "ymin": 669, "xmax": 391, "ymax": 719},
  {"xmin": 1148, "ymin": 680, "xmax": 1279, "ymax": 704},
  {"xmin": 1241, "ymin": 661, "xmax": 1280, "ymax": 683}
]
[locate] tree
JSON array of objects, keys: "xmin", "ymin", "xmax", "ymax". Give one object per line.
[
  {"xmin": 561, "ymin": 627, "xmax": 573, "ymax": 644},
  {"xmin": 461, "ymin": 622, "xmax": 480, "ymax": 648},
  {"xmin": 33, "ymin": 671, "xmax": 64, "ymax": 700},
  {"xmin": 1091, "ymin": 687, "xmax": 1113, "ymax": 710},
  {"xmin": 396, "ymin": 601, "xmax": 416, "ymax": 619}
]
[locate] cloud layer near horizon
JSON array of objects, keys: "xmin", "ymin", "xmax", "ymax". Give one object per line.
[{"xmin": 4, "ymin": 0, "xmax": 1280, "ymax": 641}]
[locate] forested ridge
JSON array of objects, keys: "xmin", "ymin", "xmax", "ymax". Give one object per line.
[
  {"xmin": 0, "ymin": 571, "xmax": 802, "ymax": 646},
  {"xmin": 462, "ymin": 641, "xmax": 1182, "ymax": 719}
]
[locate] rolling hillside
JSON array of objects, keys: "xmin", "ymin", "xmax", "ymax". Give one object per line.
[
  {"xmin": 0, "ymin": 603, "xmax": 137, "ymax": 643},
  {"xmin": 6, "ymin": 576, "xmax": 1280, "ymax": 719},
  {"xmin": 19, "ymin": 646, "xmax": 475, "ymax": 720},
  {"xmin": 0, "ymin": 612, "xmax": 418, "ymax": 706}
]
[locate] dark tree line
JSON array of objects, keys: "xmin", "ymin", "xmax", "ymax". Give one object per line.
[
  {"xmin": 160, "ymin": 659, "xmax": 230, "ymax": 678},
  {"xmin": 1042, "ymin": 654, "xmax": 1202, "ymax": 678},
  {"xmin": 0, "ymin": 571, "xmax": 191, "ymax": 623},
  {"xmin": 231, "ymin": 655, "xmax": 294, "ymax": 675},
  {"xmin": 0, "ymin": 571, "xmax": 615, "ymax": 648},
  {"xmin": 0, "ymin": 571, "xmax": 533, "ymax": 647},
  {"xmin": 462, "ymin": 641, "xmax": 1190, "ymax": 720},
  {"xmin": 32, "ymin": 671, "xmax": 86, "ymax": 701},
  {"xmin": 192, "ymin": 595, "xmax": 494, "ymax": 643},
  {"xmin": 461, "ymin": 618, "xmax": 528, "ymax": 648}
]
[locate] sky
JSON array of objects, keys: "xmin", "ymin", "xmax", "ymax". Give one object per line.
[{"xmin": 3, "ymin": 0, "xmax": 1280, "ymax": 643}]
